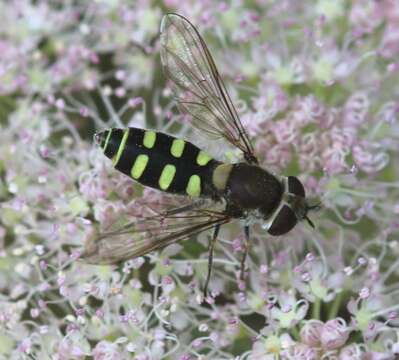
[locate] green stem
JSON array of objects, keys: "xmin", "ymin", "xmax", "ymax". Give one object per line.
[
  {"xmin": 340, "ymin": 188, "xmax": 380, "ymax": 199},
  {"xmin": 290, "ymin": 325, "xmax": 300, "ymax": 340},
  {"xmin": 328, "ymin": 292, "xmax": 343, "ymax": 320},
  {"xmin": 312, "ymin": 298, "xmax": 321, "ymax": 320}
]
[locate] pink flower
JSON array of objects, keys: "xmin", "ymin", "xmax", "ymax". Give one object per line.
[
  {"xmin": 92, "ymin": 341, "xmax": 121, "ymax": 360},
  {"xmin": 1, "ymin": 2, "xmax": 399, "ymax": 359},
  {"xmin": 320, "ymin": 318, "xmax": 351, "ymax": 350},
  {"xmin": 300, "ymin": 320, "xmax": 324, "ymax": 347},
  {"xmin": 339, "ymin": 344, "xmax": 363, "ymax": 359}
]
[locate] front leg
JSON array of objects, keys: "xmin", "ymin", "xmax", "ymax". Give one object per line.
[{"xmin": 240, "ymin": 225, "xmax": 250, "ymax": 280}]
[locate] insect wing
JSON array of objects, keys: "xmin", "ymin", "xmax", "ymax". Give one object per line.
[
  {"xmin": 82, "ymin": 202, "xmax": 230, "ymax": 265},
  {"xmin": 160, "ymin": 13, "xmax": 258, "ymax": 164}
]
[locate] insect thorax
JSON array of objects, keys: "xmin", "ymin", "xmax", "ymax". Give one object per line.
[
  {"xmin": 218, "ymin": 164, "xmax": 308, "ymax": 235},
  {"xmin": 220, "ymin": 163, "xmax": 284, "ymax": 219}
]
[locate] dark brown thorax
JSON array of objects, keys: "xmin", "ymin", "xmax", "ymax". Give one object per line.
[{"xmin": 224, "ymin": 163, "xmax": 283, "ymax": 219}]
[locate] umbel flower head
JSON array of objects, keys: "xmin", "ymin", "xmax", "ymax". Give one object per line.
[{"xmin": 0, "ymin": 0, "xmax": 399, "ymax": 359}]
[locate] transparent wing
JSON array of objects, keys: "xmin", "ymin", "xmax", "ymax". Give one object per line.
[
  {"xmin": 160, "ymin": 13, "xmax": 258, "ymax": 164},
  {"xmin": 82, "ymin": 200, "xmax": 231, "ymax": 265}
]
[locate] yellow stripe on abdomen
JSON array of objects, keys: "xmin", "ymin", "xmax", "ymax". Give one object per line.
[
  {"xmin": 186, "ymin": 175, "xmax": 201, "ymax": 197},
  {"xmin": 102, "ymin": 130, "xmax": 112, "ymax": 151},
  {"xmin": 98, "ymin": 127, "xmax": 219, "ymax": 198},
  {"xmin": 112, "ymin": 129, "xmax": 129, "ymax": 166},
  {"xmin": 131, "ymin": 154, "xmax": 149, "ymax": 179},
  {"xmin": 143, "ymin": 131, "xmax": 156, "ymax": 149},
  {"xmin": 159, "ymin": 164, "xmax": 176, "ymax": 190},
  {"xmin": 196, "ymin": 151, "xmax": 212, "ymax": 166},
  {"xmin": 170, "ymin": 139, "xmax": 185, "ymax": 158}
]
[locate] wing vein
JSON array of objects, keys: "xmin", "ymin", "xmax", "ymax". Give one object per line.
[{"xmin": 160, "ymin": 13, "xmax": 258, "ymax": 163}]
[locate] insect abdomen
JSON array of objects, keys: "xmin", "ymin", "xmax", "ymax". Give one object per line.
[{"xmin": 97, "ymin": 127, "xmax": 220, "ymax": 197}]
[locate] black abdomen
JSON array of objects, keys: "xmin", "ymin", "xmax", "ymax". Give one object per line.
[{"xmin": 96, "ymin": 127, "xmax": 220, "ymax": 197}]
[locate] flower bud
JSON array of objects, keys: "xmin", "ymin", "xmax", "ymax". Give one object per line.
[
  {"xmin": 320, "ymin": 318, "xmax": 350, "ymax": 350},
  {"xmin": 300, "ymin": 320, "xmax": 323, "ymax": 347}
]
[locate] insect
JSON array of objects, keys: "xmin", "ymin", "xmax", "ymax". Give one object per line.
[{"xmin": 84, "ymin": 13, "xmax": 320, "ymax": 297}]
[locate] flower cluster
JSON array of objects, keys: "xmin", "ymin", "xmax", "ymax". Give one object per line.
[{"xmin": 1, "ymin": 0, "xmax": 399, "ymax": 359}]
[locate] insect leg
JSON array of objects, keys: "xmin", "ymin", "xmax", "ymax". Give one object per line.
[
  {"xmin": 203, "ymin": 224, "xmax": 221, "ymax": 298},
  {"xmin": 240, "ymin": 225, "xmax": 250, "ymax": 280}
]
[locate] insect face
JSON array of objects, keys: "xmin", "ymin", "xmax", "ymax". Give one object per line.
[
  {"xmin": 267, "ymin": 176, "xmax": 319, "ymax": 235},
  {"xmin": 267, "ymin": 204, "xmax": 298, "ymax": 236}
]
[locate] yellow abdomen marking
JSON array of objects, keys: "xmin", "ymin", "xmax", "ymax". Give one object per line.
[
  {"xmin": 186, "ymin": 175, "xmax": 201, "ymax": 197},
  {"xmin": 196, "ymin": 151, "xmax": 212, "ymax": 166},
  {"xmin": 112, "ymin": 129, "xmax": 129, "ymax": 166},
  {"xmin": 159, "ymin": 164, "xmax": 176, "ymax": 190},
  {"xmin": 212, "ymin": 164, "xmax": 233, "ymax": 191},
  {"xmin": 143, "ymin": 131, "xmax": 156, "ymax": 149},
  {"xmin": 170, "ymin": 139, "xmax": 185, "ymax": 158},
  {"xmin": 131, "ymin": 154, "xmax": 149, "ymax": 179},
  {"xmin": 102, "ymin": 129, "xmax": 112, "ymax": 151}
]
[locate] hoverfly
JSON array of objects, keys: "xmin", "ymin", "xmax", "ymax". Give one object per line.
[{"xmin": 84, "ymin": 13, "xmax": 320, "ymax": 297}]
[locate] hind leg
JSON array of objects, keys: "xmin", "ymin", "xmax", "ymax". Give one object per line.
[{"xmin": 203, "ymin": 224, "xmax": 220, "ymax": 298}]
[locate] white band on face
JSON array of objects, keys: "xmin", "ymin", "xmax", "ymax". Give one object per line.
[{"xmin": 261, "ymin": 177, "xmax": 289, "ymax": 230}]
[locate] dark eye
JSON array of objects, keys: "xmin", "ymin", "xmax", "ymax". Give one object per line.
[
  {"xmin": 288, "ymin": 176, "xmax": 305, "ymax": 197},
  {"xmin": 268, "ymin": 205, "xmax": 297, "ymax": 236}
]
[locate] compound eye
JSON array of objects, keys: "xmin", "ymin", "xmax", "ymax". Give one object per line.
[
  {"xmin": 268, "ymin": 205, "xmax": 297, "ymax": 236},
  {"xmin": 288, "ymin": 176, "xmax": 305, "ymax": 197}
]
